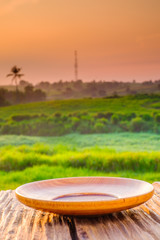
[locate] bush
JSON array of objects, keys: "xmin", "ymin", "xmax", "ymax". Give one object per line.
[
  {"xmin": 98, "ymin": 118, "xmax": 108, "ymax": 124},
  {"xmin": 95, "ymin": 112, "xmax": 113, "ymax": 119},
  {"xmin": 121, "ymin": 112, "xmax": 136, "ymax": 121},
  {"xmin": 140, "ymin": 114, "xmax": 152, "ymax": 121},
  {"xmin": 119, "ymin": 121, "xmax": 129, "ymax": 131},
  {"xmin": 62, "ymin": 115, "xmax": 69, "ymax": 121},
  {"xmin": 11, "ymin": 114, "xmax": 39, "ymax": 122},
  {"xmin": 77, "ymin": 121, "xmax": 92, "ymax": 134},
  {"xmin": 71, "ymin": 117, "xmax": 80, "ymax": 130},
  {"xmin": 153, "ymin": 124, "xmax": 160, "ymax": 134},
  {"xmin": 1, "ymin": 124, "xmax": 11, "ymax": 134},
  {"xmin": 111, "ymin": 114, "xmax": 119, "ymax": 124},
  {"xmin": 129, "ymin": 117, "xmax": 149, "ymax": 132},
  {"xmin": 154, "ymin": 114, "xmax": 160, "ymax": 123},
  {"xmin": 93, "ymin": 122, "xmax": 107, "ymax": 133},
  {"xmin": 54, "ymin": 112, "xmax": 62, "ymax": 118}
]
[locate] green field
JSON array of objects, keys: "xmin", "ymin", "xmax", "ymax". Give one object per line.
[
  {"xmin": 0, "ymin": 132, "xmax": 160, "ymax": 152},
  {"xmin": 0, "ymin": 96, "xmax": 160, "ymax": 190},
  {"xmin": 0, "ymin": 96, "xmax": 158, "ymax": 118},
  {"xmin": 0, "ymin": 133, "xmax": 160, "ymax": 190},
  {"xmin": 1, "ymin": 95, "xmax": 160, "ymax": 136}
]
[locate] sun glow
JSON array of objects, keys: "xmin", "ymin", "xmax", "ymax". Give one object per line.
[{"xmin": 0, "ymin": 0, "xmax": 160, "ymax": 84}]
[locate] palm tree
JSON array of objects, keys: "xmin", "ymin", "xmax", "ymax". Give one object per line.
[{"xmin": 6, "ymin": 65, "xmax": 24, "ymax": 91}]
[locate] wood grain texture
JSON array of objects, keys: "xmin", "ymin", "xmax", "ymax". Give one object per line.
[
  {"xmin": 15, "ymin": 177, "xmax": 154, "ymax": 216},
  {"xmin": 0, "ymin": 182, "xmax": 160, "ymax": 240}
]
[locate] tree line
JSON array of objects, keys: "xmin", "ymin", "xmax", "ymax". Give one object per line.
[
  {"xmin": 35, "ymin": 79, "xmax": 160, "ymax": 99},
  {"xmin": 0, "ymin": 65, "xmax": 46, "ymax": 106},
  {"xmin": 1, "ymin": 65, "xmax": 160, "ymax": 105},
  {"xmin": 0, "ymin": 86, "xmax": 46, "ymax": 106}
]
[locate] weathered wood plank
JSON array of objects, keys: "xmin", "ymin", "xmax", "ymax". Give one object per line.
[
  {"xmin": 73, "ymin": 183, "xmax": 160, "ymax": 240},
  {"xmin": 0, "ymin": 191, "xmax": 72, "ymax": 240},
  {"xmin": 0, "ymin": 183, "xmax": 160, "ymax": 240}
]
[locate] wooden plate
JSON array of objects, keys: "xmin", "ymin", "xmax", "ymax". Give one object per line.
[{"xmin": 15, "ymin": 177, "xmax": 154, "ymax": 216}]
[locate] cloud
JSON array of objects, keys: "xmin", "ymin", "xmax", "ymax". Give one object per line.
[{"xmin": 0, "ymin": 0, "xmax": 39, "ymax": 16}]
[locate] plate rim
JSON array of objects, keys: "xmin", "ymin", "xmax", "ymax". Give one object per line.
[{"xmin": 15, "ymin": 176, "xmax": 154, "ymax": 204}]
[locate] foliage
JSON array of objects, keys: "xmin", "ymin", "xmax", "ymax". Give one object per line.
[
  {"xmin": 0, "ymin": 141, "xmax": 160, "ymax": 173},
  {"xmin": 0, "ymin": 87, "xmax": 46, "ymax": 105},
  {"xmin": 0, "ymin": 96, "xmax": 160, "ymax": 135},
  {"xmin": 0, "ymin": 112, "xmax": 156, "ymax": 136},
  {"xmin": 0, "ymin": 95, "xmax": 160, "ymax": 136},
  {"xmin": 111, "ymin": 114, "xmax": 119, "ymax": 124},
  {"xmin": 6, "ymin": 65, "xmax": 24, "ymax": 91},
  {"xmin": 0, "ymin": 95, "xmax": 10, "ymax": 106},
  {"xmin": 11, "ymin": 114, "xmax": 39, "ymax": 121},
  {"xmin": 0, "ymin": 138, "xmax": 160, "ymax": 190},
  {"xmin": 154, "ymin": 114, "xmax": 160, "ymax": 123},
  {"xmin": 129, "ymin": 117, "xmax": 148, "ymax": 132},
  {"xmin": 1, "ymin": 165, "xmax": 159, "ymax": 190}
]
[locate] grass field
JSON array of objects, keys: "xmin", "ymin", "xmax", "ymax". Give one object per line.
[
  {"xmin": 0, "ymin": 96, "xmax": 159, "ymax": 119},
  {"xmin": 0, "ymin": 96, "xmax": 160, "ymax": 190},
  {"xmin": 0, "ymin": 133, "xmax": 160, "ymax": 190},
  {"xmin": 1, "ymin": 96, "xmax": 160, "ymax": 136},
  {"xmin": 0, "ymin": 132, "xmax": 160, "ymax": 151}
]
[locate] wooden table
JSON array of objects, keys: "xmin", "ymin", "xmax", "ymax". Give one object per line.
[{"xmin": 0, "ymin": 182, "xmax": 160, "ymax": 240}]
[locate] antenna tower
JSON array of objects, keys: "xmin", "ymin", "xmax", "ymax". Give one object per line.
[{"xmin": 74, "ymin": 50, "xmax": 78, "ymax": 81}]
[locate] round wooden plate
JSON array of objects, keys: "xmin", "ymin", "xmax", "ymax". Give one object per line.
[{"xmin": 15, "ymin": 177, "xmax": 154, "ymax": 216}]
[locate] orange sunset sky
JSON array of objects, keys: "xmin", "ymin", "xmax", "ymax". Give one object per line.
[{"xmin": 0, "ymin": 0, "xmax": 160, "ymax": 84}]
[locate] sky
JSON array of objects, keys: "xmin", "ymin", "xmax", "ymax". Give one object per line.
[{"xmin": 0, "ymin": 0, "xmax": 160, "ymax": 84}]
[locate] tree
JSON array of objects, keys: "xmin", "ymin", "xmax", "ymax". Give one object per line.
[
  {"xmin": 19, "ymin": 80, "xmax": 31, "ymax": 87},
  {"xmin": 34, "ymin": 89, "xmax": 46, "ymax": 101},
  {"xmin": 6, "ymin": 65, "xmax": 24, "ymax": 91},
  {"xmin": 99, "ymin": 89, "xmax": 106, "ymax": 97},
  {"xmin": 25, "ymin": 85, "xmax": 34, "ymax": 94}
]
